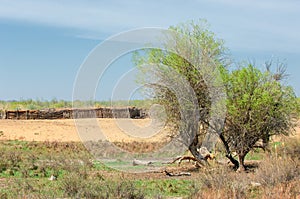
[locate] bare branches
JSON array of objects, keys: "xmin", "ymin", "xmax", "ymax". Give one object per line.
[{"xmin": 265, "ymin": 59, "xmax": 289, "ymax": 81}]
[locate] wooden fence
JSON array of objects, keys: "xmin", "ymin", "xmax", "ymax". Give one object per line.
[{"xmin": 1, "ymin": 107, "xmax": 147, "ymax": 120}]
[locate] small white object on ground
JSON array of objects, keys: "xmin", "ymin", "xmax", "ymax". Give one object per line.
[{"xmin": 49, "ymin": 175, "xmax": 56, "ymax": 181}]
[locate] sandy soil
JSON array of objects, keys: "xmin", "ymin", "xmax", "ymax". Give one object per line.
[
  {"xmin": 0, "ymin": 118, "xmax": 170, "ymax": 142},
  {"xmin": 0, "ymin": 118, "xmax": 298, "ymax": 142}
]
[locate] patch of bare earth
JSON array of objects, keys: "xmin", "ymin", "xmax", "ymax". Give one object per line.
[{"xmin": 0, "ymin": 118, "xmax": 171, "ymax": 143}]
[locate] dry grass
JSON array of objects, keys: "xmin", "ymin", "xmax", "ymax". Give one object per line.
[
  {"xmin": 254, "ymin": 156, "xmax": 299, "ymax": 187},
  {"xmin": 192, "ymin": 137, "xmax": 300, "ymax": 199},
  {"xmin": 194, "ymin": 166, "xmax": 251, "ymax": 199},
  {"xmin": 259, "ymin": 180, "xmax": 300, "ymax": 199},
  {"xmin": 113, "ymin": 141, "xmax": 166, "ymax": 153}
]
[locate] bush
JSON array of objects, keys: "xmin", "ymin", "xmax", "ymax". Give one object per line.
[
  {"xmin": 195, "ymin": 166, "xmax": 251, "ymax": 199},
  {"xmin": 255, "ymin": 154, "xmax": 299, "ymax": 187},
  {"xmin": 275, "ymin": 137, "xmax": 300, "ymax": 161},
  {"xmin": 61, "ymin": 173, "xmax": 145, "ymax": 199},
  {"xmin": 259, "ymin": 180, "xmax": 300, "ymax": 199}
]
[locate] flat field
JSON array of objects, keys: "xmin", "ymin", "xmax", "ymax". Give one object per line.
[
  {"xmin": 0, "ymin": 118, "xmax": 170, "ymax": 142},
  {"xmin": 0, "ymin": 119, "xmax": 299, "ymax": 198}
]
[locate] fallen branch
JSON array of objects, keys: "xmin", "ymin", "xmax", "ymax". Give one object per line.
[
  {"xmin": 132, "ymin": 159, "xmax": 153, "ymax": 166},
  {"xmin": 164, "ymin": 170, "xmax": 191, "ymax": 177},
  {"xmin": 169, "ymin": 154, "xmax": 214, "ymax": 167},
  {"xmin": 170, "ymin": 156, "xmax": 200, "ymax": 165}
]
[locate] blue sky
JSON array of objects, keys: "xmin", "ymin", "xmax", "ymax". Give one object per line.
[{"xmin": 0, "ymin": 0, "xmax": 299, "ymax": 100}]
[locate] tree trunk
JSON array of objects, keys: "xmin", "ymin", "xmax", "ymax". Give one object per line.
[
  {"xmin": 188, "ymin": 134, "xmax": 206, "ymax": 163},
  {"xmin": 219, "ymin": 134, "xmax": 239, "ymax": 169},
  {"xmin": 237, "ymin": 154, "xmax": 246, "ymax": 172},
  {"xmin": 262, "ymin": 135, "xmax": 271, "ymax": 152}
]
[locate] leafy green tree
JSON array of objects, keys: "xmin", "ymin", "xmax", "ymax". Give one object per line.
[
  {"xmin": 220, "ymin": 63, "xmax": 298, "ymax": 171},
  {"xmin": 133, "ymin": 20, "xmax": 229, "ymax": 161},
  {"xmin": 134, "ymin": 20, "xmax": 298, "ymax": 171}
]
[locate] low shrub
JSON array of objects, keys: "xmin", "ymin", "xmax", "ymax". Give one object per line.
[
  {"xmin": 254, "ymin": 156, "xmax": 299, "ymax": 187},
  {"xmin": 61, "ymin": 173, "xmax": 145, "ymax": 199},
  {"xmin": 195, "ymin": 166, "xmax": 251, "ymax": 199}
]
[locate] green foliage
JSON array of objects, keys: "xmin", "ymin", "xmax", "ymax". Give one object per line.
[
  {"xmin": 0, "ymin": 98, "xmax": 73, "ymax": 110},
  {"xmin": 133, "ymin": 19, "xmax": 228, "ymax": 137},
  {"xmin": 0, "ymin": 140, "xmax": 198, "ymax": 198},
  {"xmin": 95, "ymin": 99, "xmax": 154, "ymax": 109},
  {"xmin": 0, "ymin": 99, "xmax": 152, "ymax": 111},
  {"xmin": 221, "ymin": 63, "xmax": 298, "ymax": 170},
  {"xmin": 0, "ymin": 141, "xmax": 91, "ymax": 178},
  {"xmin": 133, "ymin": 19, "xmax": 298, "ymax": 171},
  {"xmin": 134, "ymin": 179, "xmax": 198, "ymax": 198},
  {"xmin": 0, "ymin": 138, "xmax": 299, "ymax": 198},
  {"xmin": 297, "ymin": 98, "xmax": 300, "ymax": 117}
]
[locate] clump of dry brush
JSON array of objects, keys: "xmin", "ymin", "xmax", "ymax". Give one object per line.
[{"xmin": 193, "ymin": 137, "xmax": 300, "ymax": 199}]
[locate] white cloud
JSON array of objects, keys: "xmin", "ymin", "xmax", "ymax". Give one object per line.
[
  {"xmin": 0, "ymin": 0, "xmax": 141, "ymax": 32},
  {"xmin": 0, "ymin": 0, "xmax": 179, "ymax": 32},
  {"xmin": 0, "ymin": 0, "xmax": 299, "ymax": 52}
]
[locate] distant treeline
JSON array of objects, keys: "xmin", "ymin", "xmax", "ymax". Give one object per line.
[{"xmin": 0, "ymin": 99, "xmax": 153, "ymax": 111}]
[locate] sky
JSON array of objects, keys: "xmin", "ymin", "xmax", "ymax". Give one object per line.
[{"xmin": 0, "ymin": 0, "xmax": 299, "ymax": 101}]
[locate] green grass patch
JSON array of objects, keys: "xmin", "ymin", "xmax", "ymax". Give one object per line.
[
  {"xmin": 245, "ymin": 149, "xmax": 264, "ymax": 160},
  {"xmin": 134, "ymin": 179, "xmax": 198, "ymax": 198},
  {"xmin": 0, "ymin": 138, "xmax": 299, "ymax": 198},
  {"xmin": 0, "ymin": 140, "xmax": 200, "ymax": 198}
]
